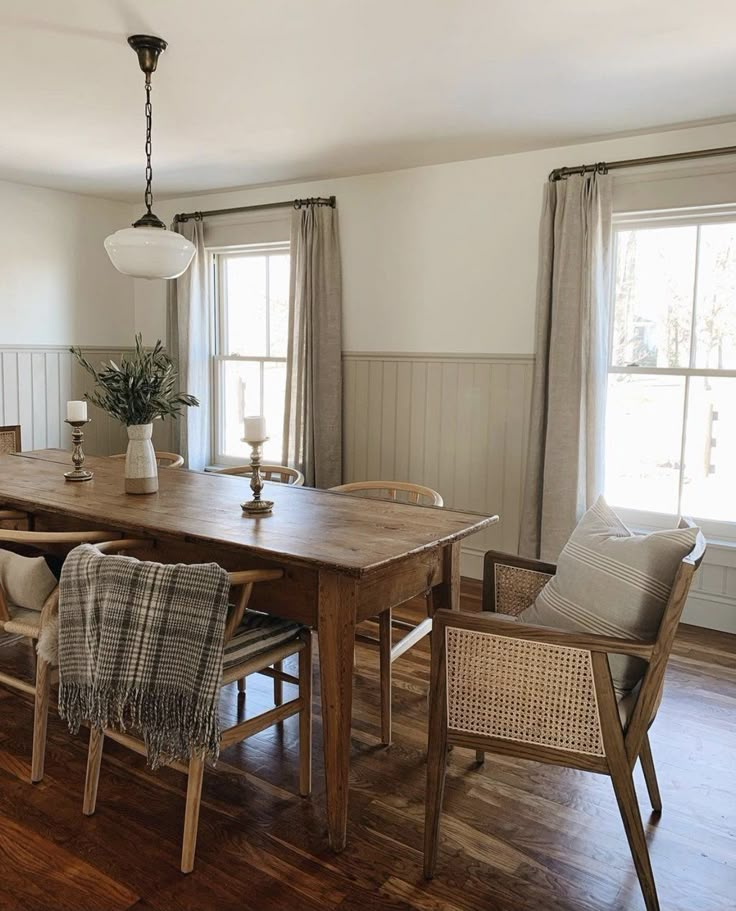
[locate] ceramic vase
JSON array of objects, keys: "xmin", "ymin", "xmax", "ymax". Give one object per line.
[{"xmin": 125, "ymin": 423, "xmax": 158, "ymax": 494}]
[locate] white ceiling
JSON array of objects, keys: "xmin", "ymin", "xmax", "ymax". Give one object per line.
[{"xmin": 2, "ymin": 0, "xmax": 736, "ymax": 202}]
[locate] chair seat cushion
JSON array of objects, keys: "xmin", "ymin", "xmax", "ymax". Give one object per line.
[
  {"xmin": 0, "ymin": 551, "xmax": 57, "ymax": 612},
  {"xmin": 520, "ymin": 497, "xmax": 699, "ymax": 696},
  {"xmin": 223, "ymin": 611, "xmax": 304, "ymax": 669}
]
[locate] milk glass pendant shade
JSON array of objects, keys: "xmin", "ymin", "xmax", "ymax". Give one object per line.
[
  {"xmin": 105, "ymin": 35, "xmax": 195, "ymax": 280},
  {"xmin": 104, "ymin": 226, "xmax": 195, "ymax": 279}
]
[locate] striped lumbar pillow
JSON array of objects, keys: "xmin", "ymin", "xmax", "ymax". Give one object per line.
[{"xmin": 520, "ymin": 497, "xmax": 699, "ymax": 696}]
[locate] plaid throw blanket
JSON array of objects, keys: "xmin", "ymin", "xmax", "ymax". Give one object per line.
[{"xmin": 57, "ymin": 544, "xmax": 230, "ymax": 769}]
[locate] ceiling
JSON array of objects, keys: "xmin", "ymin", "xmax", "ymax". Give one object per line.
[{"xmin": 2, "ymin": 0, "xmax": 736, "ymax": 202}]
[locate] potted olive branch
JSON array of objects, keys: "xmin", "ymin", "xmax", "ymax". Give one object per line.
[{"xmin": 70, "ymin": 335, "xmax": 199, "ymax": 494}]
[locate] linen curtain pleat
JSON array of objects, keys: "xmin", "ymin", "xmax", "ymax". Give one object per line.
[
  {"xmin": 166, "ymin": 219, "xmax": 211, "ymax": 471},
  {"xmin": 283, "ymin": 205, "xmax": 343, "ymax": 488},
  {"xmin": 519, "ymin": 173, "xmax": 613, "ymax": 562}
]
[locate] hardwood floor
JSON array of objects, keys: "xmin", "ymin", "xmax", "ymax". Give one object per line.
[{"xmin": 0, "ymin": 587, "xmax": 734, "ymax": 911}]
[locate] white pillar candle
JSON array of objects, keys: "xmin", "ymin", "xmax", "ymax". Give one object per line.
[
  {"xmin": 66, "ymin": 400, "xmax": 88, "ymax": 422},
  {"xmin": 243, "ymin": 415, "xmax": 267, "ymax": 442}
]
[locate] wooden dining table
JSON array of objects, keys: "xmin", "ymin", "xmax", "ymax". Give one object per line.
[{"xmin": 0, "ymin": 449, "xmax": 497, "ymax": 851}]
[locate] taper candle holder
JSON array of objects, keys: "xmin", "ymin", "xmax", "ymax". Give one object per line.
[
  {"xmin": 64, "ymin": 419, "xmax": 94, "ymax": 482},
  {"xmin": 241, "ymin": 439, "xmax": 274, "ymax": 516}
]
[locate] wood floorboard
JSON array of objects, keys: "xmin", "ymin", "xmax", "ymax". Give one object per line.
[{"xmin": 0, "ymin": 589, "xmax": 734, "ymax": 911}]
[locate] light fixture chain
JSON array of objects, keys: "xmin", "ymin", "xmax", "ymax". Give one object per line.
[{"xmin": 144, "ymin": 78, "xmax": 153, "ymax": 215}]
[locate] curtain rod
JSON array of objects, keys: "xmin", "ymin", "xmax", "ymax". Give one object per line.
[
  {"xmin": 173, "ymin": 195, "xmax": 336, "ymax": 224},
  {"xmin": 548, "ymin": 144, "xmax": 736, "ymax": 182}
]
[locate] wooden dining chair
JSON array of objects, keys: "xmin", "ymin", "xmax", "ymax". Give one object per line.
[
  {"xmin": 215, "ymin": 464, "xmax": 305, "ymax": 702},
  {"xmin": 0, "ymin": 528, "xmax": 117, "ymax": 782},
  {"xmin": 81, "ymin": 539, "xmax": 312, "ymax": 874},
  {"xmin": 109, "ymin": 451, "xmax": 185, "ymax": 468},
  {"xmin": 0, "ymin": 426, "xmax": 27, "ymax": 529},
  {"xmin": 214, "ymin": 464, "xmax": 305, "ymax": 485},
  {"xmin": 423, "ymin": 523, "xmax": 706, "ymax": 911},
  {"xmin": 330, "ymin": 481, "xmax": 443, "ymax": 745}
]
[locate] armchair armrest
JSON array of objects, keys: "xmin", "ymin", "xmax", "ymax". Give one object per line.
[
  {"xmin": 434, "ymin": 609, "xmax": 655, "ymax": 660},
  {"xmin": 482, "ymin": 550, "xmax": 557, "ymax": 616}
]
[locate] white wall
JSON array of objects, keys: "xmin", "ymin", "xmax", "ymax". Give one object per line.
[
  {"xmin": 0, "ymin": 179, "xmax": 134, "ymax": 347},
  {"xmin": 133, "ymin": 119, "xmax": 736, "ymax": 353}
]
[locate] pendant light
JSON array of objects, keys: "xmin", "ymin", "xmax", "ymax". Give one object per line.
[{"xmin": 105, "ymin": 36, "xmax": 195, "ymax": 280}]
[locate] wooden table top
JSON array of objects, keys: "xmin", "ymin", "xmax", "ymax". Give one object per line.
[{"xmin": 0, "ymin": 451, "xmax": 497, "ymax": 576}]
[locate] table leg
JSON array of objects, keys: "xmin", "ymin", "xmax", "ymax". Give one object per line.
[
  {"xmin": 317, "ymin": 570, "xmax": 357, "ymax": 852},
  {"xmin": 433, "ymin": 541, "xmax": 461, "ymax": 612}
]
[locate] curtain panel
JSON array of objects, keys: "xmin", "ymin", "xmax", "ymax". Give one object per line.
[
  {"xmin": 519, "ymin": 173, "xmax": 613, "ymax": 561},
  {"xmin": 283, "ymin": 205, "xmax": 343, "ymax": 488},
  {"xmin": 166, "ymin": 219, "xmax": 211, "ymax": 471}
]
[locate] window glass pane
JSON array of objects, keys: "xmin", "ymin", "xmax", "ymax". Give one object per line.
[
  {"xmin": 682, "ymin": 377, "xmax": 736, "ymax": 521},
  {"xmin": 605, "ymin": 374, "xmax": 685, "ymax": 513},
  {"xmin": 611, "ymin": 227, "xmax": 696, "ymax": 368},
  {"xmin": 269, "ymin": 254, "xmax": 290, "ymax": 358},
  {"xmin": 220, "ymin": 360, "xmax": 261, "ymax": 461},
  {"xmin": 694, "ymin": 223, "xmax": 736, "ymax": 370},
  {"xmin": 224, "ymin": 256, "xmax": 267, "ymax": 356},
  {"xmin": 262, "ymin": 361, "xmax": 287, "ymax": 463}
]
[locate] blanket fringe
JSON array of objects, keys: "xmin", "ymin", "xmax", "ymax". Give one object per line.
[{"xmin": 59, "ymin": 683, "xmax": 221, "ymax": 770}]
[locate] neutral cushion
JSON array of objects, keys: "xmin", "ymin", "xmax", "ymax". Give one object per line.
[
  {"xmin": 0, "ymin": 550, "xmax": 57, "ymax": 613},
  {"xmin": 520, "ymin": 497, "xmax": 698, "ymax": 696},
  {"xmin": 223, "ymin": 610, "xmax": 304, "ymax": 669}
]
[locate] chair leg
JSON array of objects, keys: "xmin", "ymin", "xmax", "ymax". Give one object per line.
[
  {"xmin": 475, "ymin": 749, "xmax": 485, "ymax": 765},
  {"xmin": 31, "ymin": 656, "xmax": 51, "ymax": 783},
  {"xmin": 237, "ymin": 677, "xmax": 246, "ymax": 695},
  {"xmin": 639, "ymin": 732, "xmax": 662, "ymax": 813},
  {"xmin": 423, "ymin": 721, "xmax": 448, "ymax": 879},
  {"xmin": 298, "ymin": 634, "xmax": 313, "ymax": 797},
  {"xmin": 378, "ymin": 608, "xmax": 392, "ymax": 746},
  {"xmin": 609, "ymin": 759, "xmax": 660, "ymax": 911},
  {"xmin": 181, "ymin": 752, "xmax": 206, "ymax": 874},
  {"xmin": 83, "ymin": 727, "xmax": 105, "ymax": 815},
  {"xmin": 273, "ymin": 660, "xmax": 283, "ymax": 706}
]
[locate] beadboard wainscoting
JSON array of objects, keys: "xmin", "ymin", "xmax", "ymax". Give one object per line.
[
  {"xmin": 343, "ymin": 352, "xmax": 534, "ymax": 578},
  {"xmin": 0, "ymin": 346, "xmax": 172, "ymax": 457},
  {"xmin": 342, "ymin": 350, "xmax": 736, "ymax": 633}
]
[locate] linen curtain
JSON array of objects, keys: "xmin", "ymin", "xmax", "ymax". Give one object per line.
[
  {"xmin": 166, "ymin": 219, "xmax": 211, "ymax": 471},
  {"xmin": 519, "ymin": 172, "xmax": 613, "ymax": 562},
  {"xmin": 283, "ymin": 204, "xmax": 343, "ymax": 488}
]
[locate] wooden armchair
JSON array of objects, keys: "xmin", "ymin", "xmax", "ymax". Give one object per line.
[
  {"xmin": 110, "ymin": 451, "xmax": 185, "ymax": 468},
  {"xmin": 214, "ymin": 463, "xmax": 305, "ymax": 485},
  {"xmin": 424, "ymin": 524, "xmax": 706, "ymax": 911},
  {"xmin": 0, "ymin": 528, "xmax": 117, "ymax": 782},
  {"xmin": 330, "ymin": 481, "xmax": 444, "ymax": 744},
  {"xmin": 80, "ymin": 539, "xmax": 312, "ymax": 873}
]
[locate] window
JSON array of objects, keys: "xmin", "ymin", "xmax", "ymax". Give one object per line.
[
  {"xmin": 213, "ymin": 244, "xmax": 290, "ymax": 465},
  {"xmin": 606, "ymin": 209, "xmax": 736, "ymax": 531}
]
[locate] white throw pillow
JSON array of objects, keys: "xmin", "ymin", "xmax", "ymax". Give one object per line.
[
  {"xmin": 0, "ymin": 551, "xmax": 57, "ymax": 612},
  {"xmin": 520, "ymin": 497, "xmax": 699, "ymax": 696}
]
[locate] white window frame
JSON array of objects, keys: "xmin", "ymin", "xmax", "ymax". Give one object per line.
[
  {"xmin": 608, "ymin": 205, "xmax": 736, "ymax": 542},
  {"xmin": 211, "ymin": 241, "xmax": 290, "ymax": 467}
]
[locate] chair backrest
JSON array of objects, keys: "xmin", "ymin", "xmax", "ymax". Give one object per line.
[
  {"xmin": 623, "ymin": 518, "xmax": 706, "ymax": 757},
  {"xmin": 0, "ymin": 425, "xmax": 21, "ymax": 455},
  {"xmin": 110, "ymin": 451, "xmax": 184, "ymax": 469},
  {"xmin": 214, "ymin": 464, "xmax": 305, "ymax": 486},
  {"xmin": 0, "ymin": 529, "xmax": 116, "ymax": 623},
  {"xmin": 330, "ymin": 480, "xmax": 443, "ymax": 507}
]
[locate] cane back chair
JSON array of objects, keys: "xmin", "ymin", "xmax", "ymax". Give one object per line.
[
  {"xmin": 330, "ymin": 481, "xmax": 444, "ymax": 745},
  {"xmin": 424, "ymin": 521, "xmax": 705, "ymax": 911},
  {"xmin": 0, "ymin": 426, "xmax": 27, "ymax": 529}
]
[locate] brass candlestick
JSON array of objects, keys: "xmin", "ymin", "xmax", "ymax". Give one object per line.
[
  {"xmin": 241, "ymin": 439, "xmax": 274, "ymax": 516},
  {"xmin": 64, "ymin": 419, "xmax": 94, "ymax": 482}
]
